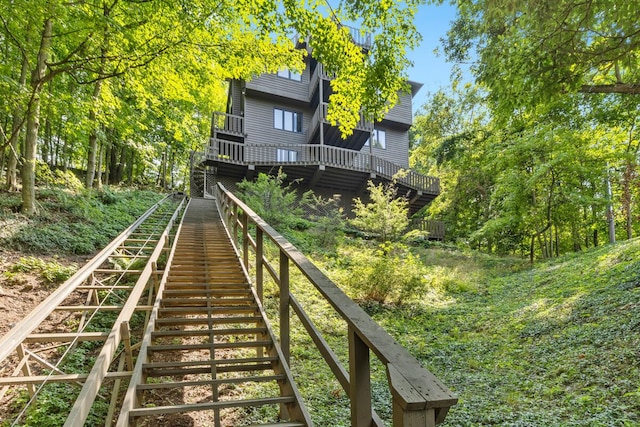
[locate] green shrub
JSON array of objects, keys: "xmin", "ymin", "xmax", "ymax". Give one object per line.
[
  {"xmin": 307, "ymin": 195, "xmax": 345, "ymax": 250},
  {"xmin": 238, "ymin": 169, "xmax": 311, "ymax": 228},
  {"xmin": 35, "ymin": 161, "xmax": 83, "ymax": 191},
  {"xmin": 344, "ymin": 242, "xmax": 425, "ymax": 304},
  {"xmin": 351, "ymin": 181, "xmax": 408, "ymax": 242}
]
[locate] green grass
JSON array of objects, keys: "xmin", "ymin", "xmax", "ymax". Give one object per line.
[{"xmin": 249, "ymin": 236, "xmax": 640, "ymax": 426}]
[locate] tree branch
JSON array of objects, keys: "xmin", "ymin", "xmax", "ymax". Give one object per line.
[{"xmin": 580, "ymin": 83, "xmax": 640, "ymax": 94}]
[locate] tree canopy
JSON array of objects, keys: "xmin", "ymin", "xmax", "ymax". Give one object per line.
[
  {"xmin": 442, "ymin": 0, "xmax": 640, "ymax": 116},
  {"xmin": 0, "ymin": 0, "xmax": 422, "ymax": 213}
]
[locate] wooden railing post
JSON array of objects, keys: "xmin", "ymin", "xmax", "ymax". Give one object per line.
[
  {"xmin": 388, "ymin": 364, "xmax": 438, "ymax": 427},
  {"xmin": 349, "ymin": 326, "xmax": 372, "ymax": 426},
  {"xmin": 256, "ymin": 228, "xmax": 264, "ymax": 302},
  {"xmin": 279, "ymin": 249, "xmax": 290, "ymax": 364},
  {"xmin": 233, "ymin": 204, "xmax": 239, "ymax": 247},
  {"xmin": 241, "ymin": 211, "xmax": 249, "ymax": 270}
]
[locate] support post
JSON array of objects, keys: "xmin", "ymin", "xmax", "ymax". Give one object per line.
[
  {"xmin": 349, "ymin": 326, "xmax": 372, "ymax": 426},
  {"xmin": 233, "ymin": 204, "xmax": 239, "ymax": 247},
  {"xmin": 16, "ymin": 344, "xmax": 35, "ymax": 397},
  {"xmin": 242, "ymin": 211, "xmax": 249, "ymax": 271},
  {"xmin": 279, "ymin": 249, "xmax": 290, "ymax": 364},
  {"xmin": 120, "ymin": 321, "xmax": 134, "ymax": 371},
  {"xmin": 256, "ymin": 228, "xmax": 264, "ymax": 302}
]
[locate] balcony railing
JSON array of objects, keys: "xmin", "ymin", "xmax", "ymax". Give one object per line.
[
  {"xmin": 206, "ymin": 139, "xmax": 440, "ymax": 195},
  {"xmin": 341, "ymin": 24, "xmax": 372, "ymax": 50},
  {"xmin": 211, "ymin": 112, "xmax": 244, "ymax": 137},
  {"xmin": 318, "ymin": 102, "xmax": 374, "ymax": 133}
]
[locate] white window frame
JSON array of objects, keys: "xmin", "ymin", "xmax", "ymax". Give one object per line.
[
  {"xmin": 364, "ymin": 129, "xmax": 387, "ymax": 149},
  {"xmin": 274, "ymin": 108, "xmax": 303, "ymax": 133}
]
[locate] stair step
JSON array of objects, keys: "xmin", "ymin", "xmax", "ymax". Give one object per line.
[
  {"xmin": 129, "ymin": 396, "xmax": 295, "ymax": 418},
  {"xmin": 145, "ymin": 364, "xmax": 277, "ymax": 376},
  {"xmin": 147, "ymin": 340, "xmax": 271, "ymax": 352},
  {"xmin": 162, "ymin": 289, "xmax": 251, "ymax": 296},
  {"xmin": 144, "ymin": 361, "xmax": 277, "ymax": 376},
  {"xmin": 136, "ymin": 374, "xmax": 286, "ymax": 390},
  {"xmin": 155, "ymin": 316, "xmax": 263, "ymax": 326},
  {"xmin": 160, "ymin": 297, "xmax": 254, "ymax": 306},
  {"xmin": 151, "ymin": 327, "xmax": 266, "ymax": 338},
  {"xmin": 244, "ymin": 423, "xmax": 306, "ymax": 427}
]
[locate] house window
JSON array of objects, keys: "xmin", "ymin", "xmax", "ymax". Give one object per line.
[
  {"xmin": 274, "ymin": 108, "xmax": 302, "ymax": 133},
  {"xmin": 364, "ymin": 129, "xmax": 386, "ymax": 149},
  {"xmin": 277, "ymin": 69, "xmax": 302, "ymax": 81},
  {"xmin": 277, "ymin": 148, "xmax": 298, "ymax": 162}
]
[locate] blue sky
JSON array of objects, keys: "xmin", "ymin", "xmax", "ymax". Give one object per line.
[{"xmin": 406, "ymin": 2, "xmax": 467, "ymax": 108}]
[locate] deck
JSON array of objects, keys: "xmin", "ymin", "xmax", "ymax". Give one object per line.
[{"xmin": 202, "ymin": 139, "xmax": 440, "ymax": 216}]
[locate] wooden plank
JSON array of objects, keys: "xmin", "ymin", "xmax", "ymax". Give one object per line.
[
  {"xmin": 0, "ymin": 371, "xmax": 133, "ymax": 386},
  {"xmin": 137, "ymin": 374, "xmax": 285, "ymax": 390},
  {"xmin": 155, "ymin": 315, "xmax": 262, "ymax": 326},
  {"xmin": 24, "ymin": 332, "xmax": 109, "ymax": 343},
  {"xmin": 349, "ymin": 326, "xmax": 372, "ymax": 426},
  {"xmin": 129, "ymin": 396, "xmax": 295, "ymax": 418},
  {"xmin": 144, "ymin": 363, "xmax": 275, "ymax": 377},
  {"xmin": 290, "ymin": 295, "xmax": 349, "ymax": 392},
  {"xmin": 54, "ymin": 305, "xmax": 153, "ymax": 311},
  {"xmin": 151, "ymin": 327, "xmax": 266, "ymax": 338},
  {"xmin": 147, "ymin": 340, "xmax": 272, "ymax": 352}
]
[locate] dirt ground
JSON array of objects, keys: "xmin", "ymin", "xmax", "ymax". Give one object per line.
[{"xmin": 0, "ymin": 251, "xmax": 86, "ymax": 336}]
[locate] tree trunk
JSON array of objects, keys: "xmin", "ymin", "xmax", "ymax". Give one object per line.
[
  {"xmin": 86, "ymin": 3, "xmax": 110, "ymax": 189},
  {"xmin": 6, "ymin": 54, "xmax": 29, "ymax": 192},
  {"xmin": 86, "ymin": 77, "xmax": 105, "ymax": 189},
  {"xmin": 103, "ymin": 140, "xmax": 111, "ymax": 185},
  {"xmin": 127, "ymin": 147, "xmax": 134, "ymax": 186},
  {"xmin": 96, "ymin": 140, "xmax": 104, "ymax": 191},
  {"xmin": 621, "ymin": 159, "xmax": 635, "ymax": 240},
  {"xmin": 606, "ymin": 165, "xmax": 616, "ymax": 244},
  {"xmin": 22, "ymin": 19, "xmax": 52, "ymax": 215}
]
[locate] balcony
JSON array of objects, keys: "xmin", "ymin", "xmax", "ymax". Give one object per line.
[{"xmin": 211, "ymin": 112, "xmax": 244, "ymax": 142}]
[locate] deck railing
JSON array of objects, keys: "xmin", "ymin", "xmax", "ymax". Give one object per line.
[
  {"xmin": 411, "ymin": 219, "xmax": 446, "ymax": 241},
  {"xmin": 215, "ymin": 183, "xmax": 457, "ymax": 426},
  {"xmin": 318, "ymin": 102, "xmax": 374, "ymax": 133},
  {"xmin": 211, "ymin": 112, "xmax": 244, "ymax": 136},
  {"xmin": 206, "ymin": 139, "xmax": 440, "ymax": 195}
]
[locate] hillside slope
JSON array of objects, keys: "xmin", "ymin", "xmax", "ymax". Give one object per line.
[{"xmin": 370, "ymin": 241, "xmax": 640, "ymax": 426}]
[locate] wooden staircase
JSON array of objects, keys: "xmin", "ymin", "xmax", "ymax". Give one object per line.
[{"xmin": 119, "ymin": 198, "xmax": 311, "ymax": 426}]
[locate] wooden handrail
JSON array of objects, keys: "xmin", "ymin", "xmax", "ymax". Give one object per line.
[{"xmin": 215, "ymin": 183, "xmax": 457, "ymax": 426}]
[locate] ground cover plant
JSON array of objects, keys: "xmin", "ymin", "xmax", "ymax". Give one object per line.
[
  {"xmin": 310, "ymin": 239, "xmax": 639, "ymax": 426},
  {"xmin": 0, "ymin": 187, "xmax": 164, "ymax": 255}
]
